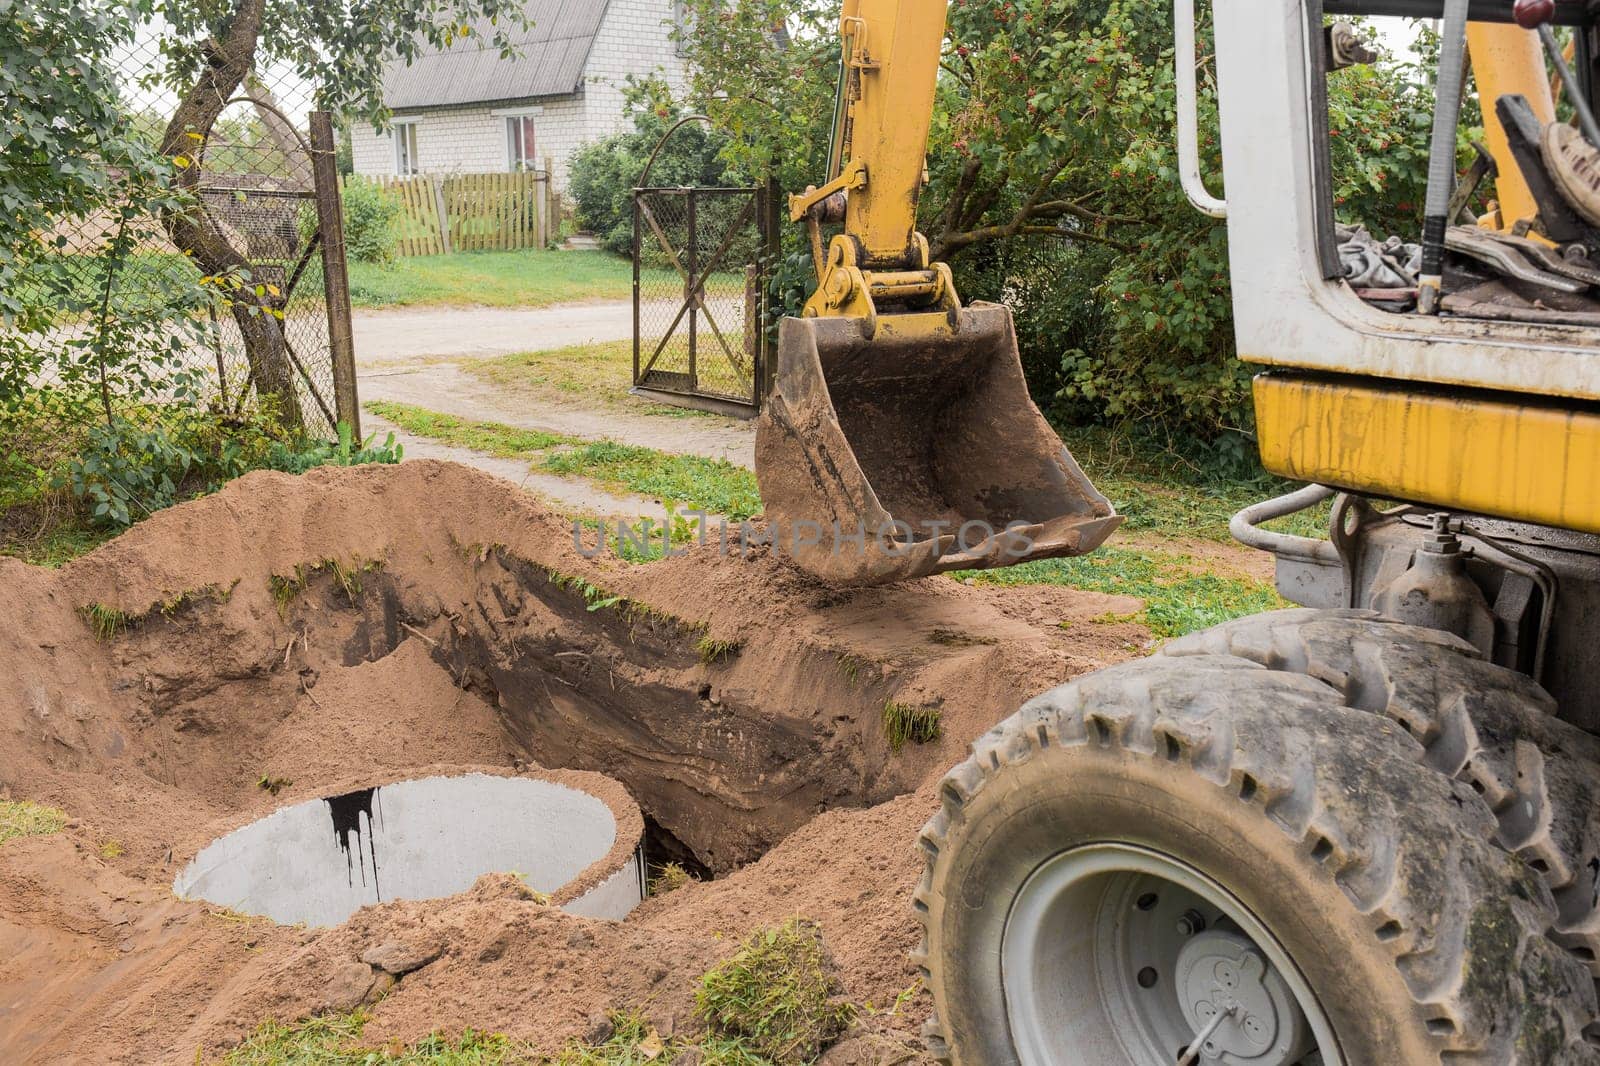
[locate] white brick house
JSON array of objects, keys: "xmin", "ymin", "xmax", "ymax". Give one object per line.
[{"xmin": 351, "ymin": 0, "xmax": 688, "ymax": 188}]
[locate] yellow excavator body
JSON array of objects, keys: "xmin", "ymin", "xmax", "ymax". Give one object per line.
[{"xmin": 755, "ymin": 0, "xmax": 1119, "ymax": 584}]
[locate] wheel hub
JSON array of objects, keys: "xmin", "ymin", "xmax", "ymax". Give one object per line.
[
  {"xmin": 999, "ymin": 843, "xmax": 1340, "ymax": 1065},
  {"xmin": 1175, "ymin": 930, "xmax": 1311, "ymax": 1065}
]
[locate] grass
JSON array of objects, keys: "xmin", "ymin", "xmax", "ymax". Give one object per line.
[
  {"xmin": 364, "ymin": 403, "xmax": 573, "ymax": 457},
  {"xmin": 882, "ymin": 702, "xmax": 943, "ymax": 752},
  {"xmin": 542, "ymin": 441, "xmax": 761, "ymax": 522},
  {"xmin": 649, "ymin": 862, "xmax": 695, "ymax": 896},
  {"xmin": 368, "ymin": 403, "xmax": 761, "ymax": 522},
  {"xmin": 269, "ymin": 557, "xmax": 386, "ymax": 611},
  {"xmin": 217, "ymin": 1011, "xmax": 528, "ymax": 1065},
  {"xmin": 0, "ymin": 799, "xmax": 69, "ymax": 846},
  {"xmin": 346, "ymin": 249, "xmax": 655, "ymax": 310},
  {"xmin": 79, "ymin": 602, "xmax": 132, "ymax": 641},
  {"xmin": 1059, "ymin": 425, "xmax": 1330, "ymax": 543},
  {"xmin": 696, "ymin": 635, "xmax": 743, "ymax": 665},
  {"xmin": 957, "ymin": 544, "xmax": 1286, "ymax": 638},
  {"xmin": 463, "ymin": 339, "xmax": 633, "ymax": 407},
  {"xmin": 455, "ymin": 340, "xmax": 713, "ymax": 419},
  {"xmin": 696, "ymin": 919, "xmax": 854, "ymax": 1065}
]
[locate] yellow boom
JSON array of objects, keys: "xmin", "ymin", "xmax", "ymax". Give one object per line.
[{"xmin": 753, "ymin": 0, "xmax": 1120, "ymax": 585}]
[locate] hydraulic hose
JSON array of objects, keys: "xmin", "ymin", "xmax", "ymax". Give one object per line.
[{"xmin": 1420, "ymin": 0, "xmax": 1472, "ymax": 313}]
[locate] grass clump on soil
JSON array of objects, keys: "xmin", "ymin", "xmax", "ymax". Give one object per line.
[
  {"xmin": 696, "ymin": 636, "xmax": 742, "ymax": 665},
  {"xmin": 0, "ymin": 800, "xmax": 69, "ymax": 846},
  {"xmin": 882, "ymin": 702, "xmax": 943, "ymax": 753},
  {"xmin": 78, "ymin": 581, "xmax": 239, "ymax": 640},
  {"xmin": 217, "ymin": 1010, "xmax": 530, "ymax": 1065},
  {"xmin": 955, "ymin": 545, "xmax": 1285, "ymax": 639},
  {"xmin": 695, "ymin": 918, "xmax": 854, "ymax": 1065},
  {"xmin": 78, "ymin": 602, "xmax": 132, "ymax": 641},
  {"xmin": 649, "ymin": 862, "xmax": 696, "ymax": 896},
  {"xmin": 835, "ymin": 653, "xmax": 877, "ymax": 686},
  {"xmin": 344, "ymin": 249, "xmax": 656, "ymax": 310},
  {"xmin": 269, "ymin": 557, "xmax": 386, "ymax": 612}
]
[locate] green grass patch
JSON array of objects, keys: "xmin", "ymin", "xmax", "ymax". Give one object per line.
[
  {"xmin": 957, "ymin": 545, "xmax": 1286, "ymax": 638},
  {"xmin": 458, "ymin": 340, "xmax": 710, "ymax": 418},
  {"xmin": 1058, "ymin": 425, "xmax": 1330, "ymax": 542},
  {"xmin": 882, "ymin": 702, "xmax": 943, "ymax": 753},
  {"xmin": 0, "ymin": 800, "xmax": 69, "ymax": 845},
  {"xmin": 365, "ymin": 402, "xmax": 573, "ymax": 457},
  {"xmin": 696, "ymin": 918, "xmax": 854, "ymax": 1065},
  {"xmin": 696, "ymin": 635, "xmax": 743, "ymax": 665},
  {"xmin": 76, "ymin": 582, "xmax": 238, "ymax": 640},
  {"xmin": 542, "ymin": 441, "xmax": 761, "ymax": 521},
  {"xmin": 649, "ymin": 862, "xmax": 696, "ymax": 896},
  {"xmin": 368, "ymin": 403, "xmax": 760, "ymax": 523},
  {"xmin": 346, "ymin": 249, "xmax": 656, "ymax": 310}
]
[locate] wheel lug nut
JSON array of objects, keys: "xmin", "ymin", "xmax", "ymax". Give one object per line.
[{"xmin": 1176, "ymin": 908, "xmax": 1207, "ymax": 936}]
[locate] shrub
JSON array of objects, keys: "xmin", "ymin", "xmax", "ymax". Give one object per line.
[
  {"xmin": 312, "ymin": 178, "xmax": 401, "ymax": 265},
  {"xmin": 569, "ymin": 103, "xmax": 733, "ymax": 257},
  {"xmin": 62, "ymin": 410, "xmax": 402, "ymax": 530}
]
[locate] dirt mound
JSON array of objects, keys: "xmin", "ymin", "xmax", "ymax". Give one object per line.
[{"xmin": 0, "ymin": 461, "xmax": 1143, "ymax": 1063}]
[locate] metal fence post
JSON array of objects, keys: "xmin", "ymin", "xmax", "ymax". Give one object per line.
[
  {"xmin": 687, "ymin": 188, "xmax": 698, "ymax": 390},
  {"xmin": 632, "ymin": 189, "xmax": 642, "ymax": 387},
  {"xmin": 309, "ymin": 111, "xmax": 360, "ymax": 439}
]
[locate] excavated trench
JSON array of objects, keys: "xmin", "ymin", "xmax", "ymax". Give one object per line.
[{"xmin": 119, "ymin": 542, "xmax": 927, "ymax": 883}]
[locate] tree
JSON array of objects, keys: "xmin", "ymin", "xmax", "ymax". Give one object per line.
[
  {"xmin": 1, "ymin": 0, "xmax": 198, "ymax": 414},
  {"xmin": 130, "ymin": 0, "xmax": 532, "ymax": 423}
]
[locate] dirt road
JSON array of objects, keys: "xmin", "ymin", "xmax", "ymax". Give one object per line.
[
  {"xmin": 353, "ymin": 300, "xmax": 640, "ymax": 367},
  {"xmin": 354, "ymin": 302, "xmax": 756, "ymax": 513}
]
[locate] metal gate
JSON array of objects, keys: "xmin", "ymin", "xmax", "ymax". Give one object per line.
[{"xmin": 632, "ymin": 186, "xmax": 776, "ymax": 417}]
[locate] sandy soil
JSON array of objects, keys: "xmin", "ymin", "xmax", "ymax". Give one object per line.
[{"xmin": 0, "ymin": 461, "xmax": 1150, "ymax": 1064}]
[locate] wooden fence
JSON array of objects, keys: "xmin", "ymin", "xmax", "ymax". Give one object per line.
[{"xmin": 344, "ymin": 165, "xmax": 557, "ymax": 257}]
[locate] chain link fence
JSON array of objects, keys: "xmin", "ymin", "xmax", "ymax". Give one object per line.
[
  {"xmin": 633, "ymin": 187, "xmax": 777, "ymax": 413},
  {"xmin": 11, "ymin": 32, "xmax": 351, "ymax": 442}
]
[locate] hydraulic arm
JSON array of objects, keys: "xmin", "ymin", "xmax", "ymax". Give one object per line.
[{"xmin": 753, "ymin": 0, "xmax": 1120, "ymax": 585}]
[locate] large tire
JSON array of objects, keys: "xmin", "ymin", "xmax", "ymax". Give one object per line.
[
  {"xmin": 1163, "ymin": 609, "xmax": 1600, "ymax": 982},
  {"xmin": 915, "ymin": 632, "xmax": 1600, "ymax": 1064}
]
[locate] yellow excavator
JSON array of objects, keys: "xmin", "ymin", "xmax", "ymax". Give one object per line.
[
  {"xmin": 756, "ymin": 0, "xmax": 1600, "ymax": 1061},
  {"xmin": 754, "ymin": 0, "xmax": 1121, "ymax": 585}
]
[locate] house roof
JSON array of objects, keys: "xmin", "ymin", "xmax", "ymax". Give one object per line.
[{"xmin": 383, "ymin": 0, "xmax": 611, "ymax": 111}]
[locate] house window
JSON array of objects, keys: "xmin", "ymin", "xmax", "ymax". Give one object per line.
[
  {"xmin": 393, "ymin": 120, "xmax": 419, "ymax": 176},
  {"xmin": 506, "ymin": 115, "xmax": 537, "ymax": 171}
]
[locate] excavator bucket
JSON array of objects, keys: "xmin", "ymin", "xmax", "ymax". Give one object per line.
[{"xmin": 755, "ymin": 303, "xmax": 1122, "ymax": 585}]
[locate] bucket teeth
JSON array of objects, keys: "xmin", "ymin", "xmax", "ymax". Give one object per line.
[{"xmin": 755, "ymin": 304, "xmax": 1122, "ymax": 585}]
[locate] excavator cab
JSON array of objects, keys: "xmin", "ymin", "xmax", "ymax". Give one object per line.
[{"xmin": 754, "ymin": 0, "xmax": 1120, "ymax": 584}]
